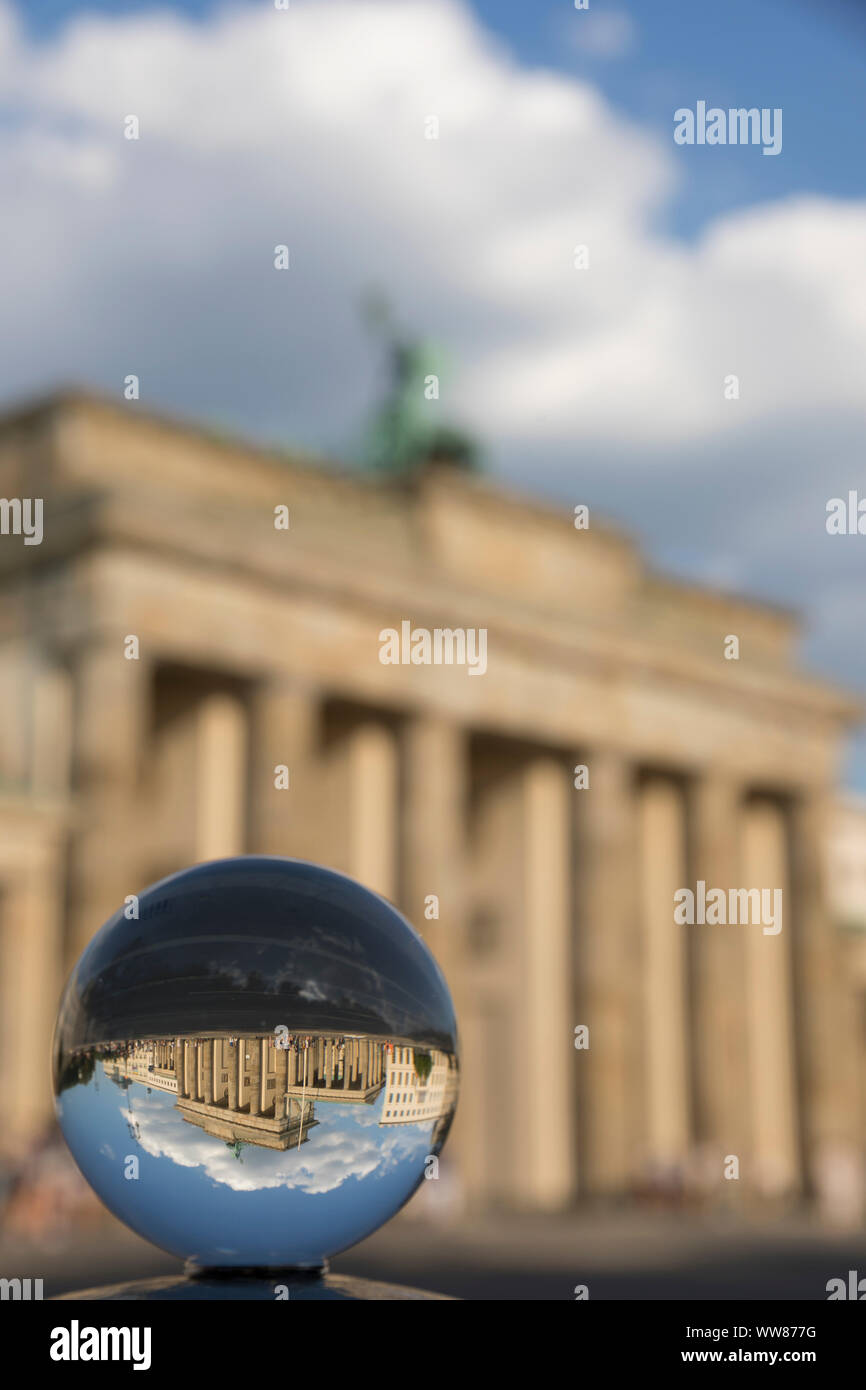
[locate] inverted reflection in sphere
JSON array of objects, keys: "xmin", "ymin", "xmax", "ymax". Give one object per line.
[{"xmin": 53, "ymin": 858, "xmax": 459, "ymax": 1269}]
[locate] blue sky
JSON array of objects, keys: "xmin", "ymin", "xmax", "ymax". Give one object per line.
[
  {"xmin": 482, "ymin": 0, "xmax": 866, "ymax": 236},
  {"xmin": 3, "ymin": 0, "xmax": 866, "ymax": 784}
]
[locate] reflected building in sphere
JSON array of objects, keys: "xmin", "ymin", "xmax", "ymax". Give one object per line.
[
  {"xmin": 93, "ymin": 1033, "xmax": 456, "ymax": 1141},
  {"xmin": 2, "ymin": 391, "xmax": 866, "ymax": 1222},
  {"xmin": 381, "ymin": 1044, "xmax": 457, "ymax": 1126}
]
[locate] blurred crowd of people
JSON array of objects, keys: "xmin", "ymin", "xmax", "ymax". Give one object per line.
[{"xmin": 0, "ymin": 1123, "xmax": 103, "ymax": 1245}]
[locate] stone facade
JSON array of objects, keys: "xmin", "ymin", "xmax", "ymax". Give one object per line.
[{"xmin": 0, "ymin": 391, "xmax": 864, "ymax": 1217}]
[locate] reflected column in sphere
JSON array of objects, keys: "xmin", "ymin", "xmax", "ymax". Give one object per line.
[{"xmin": 53, "ymin": 857, "xmax": 459, "ymax": 1270}]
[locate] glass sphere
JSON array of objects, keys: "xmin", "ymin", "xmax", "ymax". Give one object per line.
[{"xmin": 53, "ymin": 857, "xmax": 459, "ymax": 1270}]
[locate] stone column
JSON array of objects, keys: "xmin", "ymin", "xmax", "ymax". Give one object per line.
[
  {"xmin": 249, "ymin": 679, "xmax": 319, "ymax": 859},
  {"xmin": 347, "ymin": 721, "xmax": 399, "ymax": 900},
  {"xmin": 639, "ymin": 774, "xmax": 691, "ymax": 1175},
  {"xmin": 30, "ymin": 656, "xmax": 73, "ymax": 796},
  {"xmin": 789, "ymin": 793, "xmax": 861, "ymax": 1219},
  {"xmin": 690, "ymin": 775, "xmax": 750, "ymax": 1166},
  {"xmin": 0, "ymin": 832, "xmax": 66, "ymax": 1142},
  {"xmin": 202, "ymin": 1040, "xmax": 215, "ymax": 1105},
  {"xmin": 517, "ymin": 755, "xmax": 574, "ymax": 1208},
  {"xmin": 226, "ymin": 1041, "xmax": 239, "ymax": 1110},
  {"xmin": 69, "ymin": 641, "xmax": 150, "ymax": 958},
  {"xmin": 401, "ymin": 714, "xmax": 466, "ymax": 990},
  {"xmin": 743, "ymin": 798, "xmax": 799, "ymax": 1197},
  {"xmin": 175, "ymin": 1037, "xmax": 186, "ymax": 1096},
  {"xmin": 185, "ymin": 1041, "xmax": 196, "ymax": 1099},
  {"xmin": 195, "ymin": 692, "xmax": 247, "ymax": 862},
  {"xmin": 248, "ymin": 1036, "xmax": 262, "ymax": 1116},
  {"xmin": 277, "ymin": 1046, "xmax": 289, "ymax": 1116},
  {"xmin": 574, "ymin": 750, "xmax": 641, "ymax": 1194}
]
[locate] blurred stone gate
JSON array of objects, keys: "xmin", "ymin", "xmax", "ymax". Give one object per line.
[{"xmin": 1, "ymin": 391, "xmax": 865, "ymax": 1221}]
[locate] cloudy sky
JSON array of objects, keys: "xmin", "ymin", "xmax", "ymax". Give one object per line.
[{"xmin": 3, "ymin": 0, "xmax": 866, "ymax": 781}]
